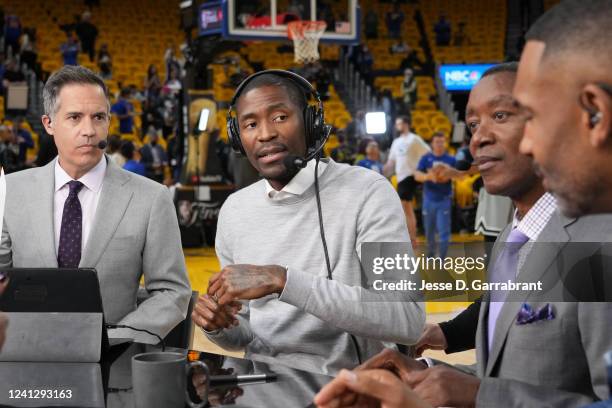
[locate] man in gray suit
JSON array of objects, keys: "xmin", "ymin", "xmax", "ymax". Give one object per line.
[
  {"xmin": 0, "ymin": 66, "xmax": 191, "ymax": 344},
  {"xmin": 315, "ymin": 62, "xmax": 611, "ymax": 407}
]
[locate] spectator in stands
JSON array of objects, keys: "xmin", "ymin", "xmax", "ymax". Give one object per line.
[
  {"xmin": 402, "ymin": 68, "xmax": 417, "ymax": 111},
  {"xmin": 140, "ymin": 126, "xmax": 168, "ymax": 184},
  {"xmin": 453, "ymin": 22, "xmax": 472, "ymax": 46},
  {"xmin": 144, "ymin": 64, "xmax": 162, "ymax": 105},
  {"xmin": 414, "ymin": 132, "xmax": 456, "ymax": 258},
  {"xmin": 434, "ymin": 14, "xmax": 451, "ymax": 46},
  {"xmin": 75, "ymin": 11, "xmax": 98, "ymax": 62},
  {"xmin": 10, "ymin": 118, "xmax": 34, "ymax": 165},
  {"xmin": 60, "ymin": 31, "xmax": 80, "ymax": 66},
  {"xmin": 164, "ymin": 65, "xmax": 182, "ymax": 96},
  {"xmin": 386, "ymin": 3, "xmax": 405, "ymax": 40},
  {"xmin": 4, "ymin": 14, "xmax": 21, "ymax": 56},
  {"xmin": 0, "ymin": 123, "xmax": 21, "ymax": 173},
  {"xmin": 19, "ymin": 28, "xmax": 38, "ymax": 74},
  {"xmin": 106, "ymin": 134, "xmax": 125, "ymax": 167},
  {"xmin": 357, "ymin": 141, "xmax": 384, "ymax": 174},
  {"xmin": 164, "ymin": 44, "xmax": 181, "ymax": 82},
  {"xmin": 364, "ymin": 9, "xmax": 379, "ymax": 39},
  {"xmin": 2, "ymin": 59, "xmax": 25, "ymax": 89},
  {"xmin": 384, "ymin": 115, "xmax": 431, "ymax": 244},
  {"xmin": 120, "ymin": 141, "xmax": 145, "ymax": 177},
  {"xmin": 110, "ymin": 88, "xmax": 135, "ymax": 135},
  {"xmin": 97, "ymin": 43, "xmax": 112, "ymax": 79}
]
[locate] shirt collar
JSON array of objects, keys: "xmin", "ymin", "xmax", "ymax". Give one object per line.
[
  {"xmin": 264, "ymin": 159, "xmax": 327, "ymax": 199},
  {"xmin": 511, "ymin": 192, "xmax": 557, "ymax": 241},
  {"xmin": 55, "ymin": 155, "xmax": 107, "ymax": 193}
]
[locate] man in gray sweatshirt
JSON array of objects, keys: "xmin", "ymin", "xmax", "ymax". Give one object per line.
[{"xmin": 191, "ymin": 70, "xmax": 425, "ymax": 375}]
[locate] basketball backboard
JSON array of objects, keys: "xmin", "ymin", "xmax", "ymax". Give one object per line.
[{"xmin": 221, "ymin": 0, "xmax": 360, "ymax": 43}]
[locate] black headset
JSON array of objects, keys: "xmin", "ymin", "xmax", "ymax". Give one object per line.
[{"xmin": 226, "ymin": 69, "xmax": 331, "ymax": 159}]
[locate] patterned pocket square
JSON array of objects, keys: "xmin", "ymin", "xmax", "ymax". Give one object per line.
[{"xmin": 516, "ymin": 303, "xmax": 555, "ymax": 325}]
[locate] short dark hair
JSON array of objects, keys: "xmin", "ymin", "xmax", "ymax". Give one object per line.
[
  {"xmin": 525, "ymin": 0, "xmax": 612, "ymax": 62},
  {"xmin": 236, "ymin": 73, "xmax": 308, "ymax": 113},
  {"xmin": 397, "ymin": 115, "xmax": 411, "ymax": 126},
  {"xmin": 43, "ymin": 65, "xmax": 109, "ymax": 117},
  {"xmin": 481, "ymin": 62, "xmax": 519, "ymax": 79},
  {"xmin": 432, "ymin": 131, "xmax": 446, "ymax": 140}
]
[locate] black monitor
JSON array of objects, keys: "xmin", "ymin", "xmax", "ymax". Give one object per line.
[
  {"xmin": 0, "ymin": 267, "xmax": 103, "ymax": 313},
  {"xmin": 0, "ymin": 268, "xmax": 108, "ymax": 362}
]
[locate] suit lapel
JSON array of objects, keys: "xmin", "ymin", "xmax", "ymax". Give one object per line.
[
  {"xmin": 485, "ymin": 211, "xmax": 573, "ymax": 376},
  {"xmin": 80, "ymin": 157, "xmax": 133, "ymax": 268},
  {"xmin": 28, "ymin": 161, "xmax": 58, "ymax": 267},
  {"xmin": 476, "ymin": 225, "xmax": 510, "ymax": 376}
]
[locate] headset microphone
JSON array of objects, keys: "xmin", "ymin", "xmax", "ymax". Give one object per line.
[
  {"xmin": 97, "ymin": 140, "xmax": 108, "ymax": 150},
  {"xmin": 283, "ymin": 124, "xmax": 331, "ymax": 174}
]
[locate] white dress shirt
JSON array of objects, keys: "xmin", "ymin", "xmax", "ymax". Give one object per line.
[
  {"xmin": 264, "ymin": 159, "xmax": 327, "ymax": 201},
  {"xmin": 54, "ymin": 156, "xmax": 106, "ymax": 256}
]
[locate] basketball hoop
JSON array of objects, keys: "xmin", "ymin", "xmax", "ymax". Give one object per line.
[{"xmin": 287, "ymin": 20, "xmax": 327, "ymax": 64}]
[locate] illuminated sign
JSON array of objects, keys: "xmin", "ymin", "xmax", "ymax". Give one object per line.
[{"xmin": 439, "ymin": 64, "xmax": 496, "ymax": 91}]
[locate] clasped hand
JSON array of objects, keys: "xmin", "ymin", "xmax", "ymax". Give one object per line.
[{"xmin": 191, "ymin": 264, "xmax": 287, "ymax": 332}]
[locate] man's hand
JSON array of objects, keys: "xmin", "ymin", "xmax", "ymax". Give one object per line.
[
  {"xmin": 191, "ymin": 294, "xmax": 242, "ymax": 332},
  {"xmin": 356, "ymin": 348, "xmax": 426, "ymax": 383},
  {"xmin": 208, "ymin": 264, "xmax": 287, "ymax": 305},
  {"xmin": 404, "ymin": 365, "xmax": 480, "ymax": 408},
  {"xmin": 414, "ymin": 323, "xmax": 448, "ymax": 357},
  {"xmin": 314, "ymin": 369, "xmax": 432, "ymax": 408}
]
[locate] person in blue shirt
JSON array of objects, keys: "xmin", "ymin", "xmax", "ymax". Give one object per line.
[
  {"xmin": 120, "ymin": 141, "xmax": 145, "ymax": 177},
  {"xmin": 357, "ymin": 141, "xmax": 383, "ymax": 174},
  {"xmin": 415, "ymin": 132, "xmax": 456, "ymax": 258},
  {"xmin": 111, "ymin": 88, "xmax": 134, "ymax": 135},
  {"xmin": 60, "ymin": 32, "xmax": 80, "ymax": 66}
]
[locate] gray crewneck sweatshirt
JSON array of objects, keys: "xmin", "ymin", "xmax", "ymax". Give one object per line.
[{"xmin": 206, "ymin": 159, "xmax": 425, "ymax": 374}]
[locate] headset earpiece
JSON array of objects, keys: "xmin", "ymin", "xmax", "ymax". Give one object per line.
[{"xmin": 590, "ymin": 111, "xmax": 603, "ymax": 127}]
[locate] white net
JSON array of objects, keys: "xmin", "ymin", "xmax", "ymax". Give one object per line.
[{"xmin": 287, "ymin": 21, "xmax": 327, "ymax": 64}]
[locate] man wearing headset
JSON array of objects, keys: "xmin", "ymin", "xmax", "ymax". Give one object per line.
[{"xmin": 191, "ymin": 70, "xmax": 425, "ymax": 375}]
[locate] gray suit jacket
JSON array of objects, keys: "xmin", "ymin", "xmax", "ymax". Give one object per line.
[
  {"xmin": 475, "ymin": 211, "xmax": 612, "ymax": 407},
  {"xmin": 0, "ymin": 156, "xmax": 191, "ymax": 343}
]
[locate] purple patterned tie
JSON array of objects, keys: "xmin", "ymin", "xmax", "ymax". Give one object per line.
[
  {"xmin": 487, "ymin": 228, "xmax": 529, "ymax": 352},
  {"xmin": 57, "ymin": 180, "xmax": 84, "ymax": 268}
]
